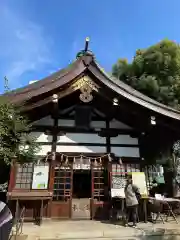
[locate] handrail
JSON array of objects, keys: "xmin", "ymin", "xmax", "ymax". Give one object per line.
[{"xmin": 10, "ymin": 206, "xmax": 25, "ymax": 240}]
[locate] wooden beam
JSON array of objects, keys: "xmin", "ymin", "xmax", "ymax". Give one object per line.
[
  {"xmin": 31, "ymin": 125, "xmax": 140, "ymax": 136},
  {"xmin": 35, "ymin": 142, "xmax": 139, "ymax": 148}
]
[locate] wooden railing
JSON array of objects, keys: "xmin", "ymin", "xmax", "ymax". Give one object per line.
[{"xmin": 10, "ymin": 207, "xmax": 25, "ymax": 240}]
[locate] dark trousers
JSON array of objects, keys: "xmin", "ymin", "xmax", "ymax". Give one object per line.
[
  {"xmin": 0, "ymin": 220, "xmax": 13, "ymax": 240},
  {"xmin": 125, "ymin": 205, "xmax": 138, "ymax": 225}
]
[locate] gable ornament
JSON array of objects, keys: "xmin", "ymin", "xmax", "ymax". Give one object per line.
[
  {"xmin": 71, "ymin": 76, "xmax": 99, "ymax": 103},
  {"xmin": 79, "ymin": 84, "xmax": 93, "ymax": 103}
]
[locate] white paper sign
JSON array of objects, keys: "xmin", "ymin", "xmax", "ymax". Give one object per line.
[
  {"xmin": 32, "ymin": 165, "xmax": 49, "ymax": 190},
  {"xmin": 132, "ymin": 172, "xmax": 148, "ymax": 196},
  {"xmin": 155, "ymin": 194, "xmax": 164, "ymax": 200},
  {"xmin": 111, "ymin": 188, "xmax": 125, "ymax": 198}
]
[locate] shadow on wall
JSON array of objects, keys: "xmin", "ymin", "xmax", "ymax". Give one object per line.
[{"xmin": 139, "ymin": 229, "xmax": 179, "ymax": 240}]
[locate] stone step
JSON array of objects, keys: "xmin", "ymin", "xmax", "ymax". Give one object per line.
[{"xmin": 36, "ymin": 229, "xmax": 180, "ymax": 240}]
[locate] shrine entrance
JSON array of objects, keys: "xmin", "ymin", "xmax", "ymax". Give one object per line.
[
  {"xmin": 71, "ymin": 157, "xmax": 91, "ymax": 219},
  {"xmin": 72, "ymin": 170, "xmax": 91, "ymax": 219}
]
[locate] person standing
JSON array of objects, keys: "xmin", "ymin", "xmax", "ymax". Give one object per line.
[
  {"xmin": 124, "ymin": 174, "xmax": 141, "ymax": 227},
  {"xmin": 0, "ymin": 201, "xmax": 13, "ymax": 240}
]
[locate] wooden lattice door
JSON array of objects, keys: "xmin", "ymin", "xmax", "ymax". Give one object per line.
[
  {"xmin": 52, "ymin": 162, "xmax": 73, "ymax": 218},
  {"xmin": 92, "ymin": 162, "xmax": 105, "ymax": 201},
  {"xmin": 91, "ymin": 160, "xmax": 109, "ymax": 220}
]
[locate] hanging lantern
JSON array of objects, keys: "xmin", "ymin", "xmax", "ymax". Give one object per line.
[
  {"xmin": 150, "ymin": 116, "xmax": 156, "ymax": 125},
  {"xmin": 108, "ymin": 154, "xmax": 112, "ymax": 162},
  {"xmin": 52, "ymin": 94, "xmax": 58, "ymax": 103},
  {"xmin": 73, "ymin": 157, "xmax": 76, "ymax": 163},
  {"xmin": 113, "ymin": 98, "xmax": 118, "ymax": 106}
]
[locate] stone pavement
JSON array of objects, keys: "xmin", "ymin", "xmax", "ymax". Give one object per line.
[{"xmin": 18, "ymin": 219, "xmax": 180, "ymax": 240}]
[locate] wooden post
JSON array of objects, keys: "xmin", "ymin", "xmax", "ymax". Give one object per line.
[
  {"xmin": 40, "ymin": 199, "xmax": 43, "ymax": 225},
  {"xmin": 15, "ymin": 199, "xmax": 19, "ymax": 223}
]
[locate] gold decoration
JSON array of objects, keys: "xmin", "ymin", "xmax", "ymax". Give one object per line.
[
  {"xmin": 72, "ymin": 76, "xmax": 99, "ymax": 92},
  {"xmin": 79, "ymin": 84, "xmax": 93, "ymax": 103}
]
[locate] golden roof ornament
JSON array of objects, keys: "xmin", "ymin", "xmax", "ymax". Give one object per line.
[{"xmin": 79, "ymin": 83, "xmax": 93, "ymax": 103}]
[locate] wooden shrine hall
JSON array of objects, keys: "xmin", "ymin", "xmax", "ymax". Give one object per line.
[{"xmin": 6, "ymin": 38, "xmax": 180, "ymax": 221}]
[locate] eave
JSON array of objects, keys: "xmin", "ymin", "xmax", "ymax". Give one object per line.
[{"xmin": 2, "ymin": 52, "xmax": 180, "ymax": 121}]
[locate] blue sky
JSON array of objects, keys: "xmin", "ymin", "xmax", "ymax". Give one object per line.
[{"xmin": 0, "ymin": 0, "xmax": 179, "ymax": 91}]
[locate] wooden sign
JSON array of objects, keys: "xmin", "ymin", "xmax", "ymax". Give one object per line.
[{"xmin": 132, "ymin": 172, "xmax": 148, "ymax": 196}]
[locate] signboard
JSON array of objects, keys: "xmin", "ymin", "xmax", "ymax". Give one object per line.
[
  {"xmin": 132, "ymin": 172, "xmax": 148, "ymax": 196},
  {"xmin": 73, "ymin": 158, "xmax": 91, "ymax": 170},
  {"xmin": 32, "ymin": 165, "xmax": 49, "ymax": 190},
  {"xmin": 111, "ymin": 188, "xmax": 125, "ymax": 198},
  {"xmin": 111, "ymin": 176, "xmax": 126, "ymax": 198},
  {"xmin": 73, "ymin": 163, "xmax": 90, "ymax": 170}
]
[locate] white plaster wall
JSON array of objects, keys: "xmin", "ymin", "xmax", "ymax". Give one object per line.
[
  {"xmin": 29, "ymin": 132, "xmax": 52, "ymax": 142},
  {"xmin": 58, "ymin": 119, "xmax": 75, "ymax": 127},
  {"xmin": 57, "ymin": 133, "xmax": 106, "ymax": 144},
  {"xmin": 19, "ymin": 144, "xmax": 51, "ymax": 156},
  {"xmin": 33, "ymin": 116, "xmax": 53, "ymax": 126},
  {"xmin": 33, "ymin": 115, "xmax": 132, "ymax": 130},
  {"xmin": 91, "ymin": 121, "xmax": 106, "ymax": 128},
  {"xmin": 36, "ymin": 145, "xmax": 52, "ymax": 155},
  {"xmin": 111, "ymin": 135, "xmax": 138, "ymax": 145},
  {"xmin": 111, "ymin": 147, "xmax": 140, "ymax": 157},
  {"xmin": 110, "ymin": 119, "xmax": 132, "ymax": 129},
  {"xmin": 56, "ymin": 145, "xmax": 106, "ymax": 153}
]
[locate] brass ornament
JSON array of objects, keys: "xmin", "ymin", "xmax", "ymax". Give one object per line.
[
  {"xmin": 79, "ymin": 84, "xmax": 93, "ymax": 103},
  {"xmin": 72, "ymin": 76, "xmax": 99, "ymax": 91}
]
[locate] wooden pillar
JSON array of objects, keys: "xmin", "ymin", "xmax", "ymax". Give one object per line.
[
  {"xmin": 8, "ymin": 161, "xmax": 16, "ymax": 192},
  {"xmin": 48, "ymin": 94, "xmax": 59, "ymax": 218},
  {"xmin": 106, "ymin": 120, "xmax": 111, "ymax": 153},
  {"xmin": 138, "ymin": 133, "xmax": 145, "ymax": 171}
]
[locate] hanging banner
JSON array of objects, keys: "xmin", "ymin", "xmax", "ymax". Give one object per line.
[
  {"xmin": 32, "ymin": 165, "xmax": 49, "ymax": 190},
  {"xmin": 132, "ymin": 172, "xmax": 148, "ymax": 196}
]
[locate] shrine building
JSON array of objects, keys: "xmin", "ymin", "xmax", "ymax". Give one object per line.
[{"xmin": 6, "ymin": 39, "xmax": 180, "ymax": 221}]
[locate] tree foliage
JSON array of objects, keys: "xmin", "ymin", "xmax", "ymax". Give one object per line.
[
  {"xmin": 0, "ymin": 96, "xmax": 40, "ymax": 165},
  {"xmin": 112, "ymin": 39, "xmax": 180, "ymax": 109}
]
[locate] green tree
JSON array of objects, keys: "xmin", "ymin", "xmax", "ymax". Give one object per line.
[
  {"xmin": 0, "ymin": 78, "xmax": 40, "ymax": 165},
  {"xmin": 112, "ymin": 39, "xmax": 180, "ymax": 108}
]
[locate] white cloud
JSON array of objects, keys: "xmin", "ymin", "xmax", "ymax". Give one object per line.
[{"xmin": 0, "ymin": 5, "xmax": 53, "ymax": 88}]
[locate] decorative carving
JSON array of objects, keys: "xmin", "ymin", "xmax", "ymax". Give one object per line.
[
  {"xmin": 71, "ymin": 76, "xmax": 98, "ymax": 103},
  {"xmin": 72, "ymin": 76, "xmax": 99, "ymax": 92},
  {"xmin": 79, "ymin": 84, "xmax": 93, "ymax": 103}
]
